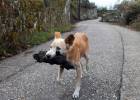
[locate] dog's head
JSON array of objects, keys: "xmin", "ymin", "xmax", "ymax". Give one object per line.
[
  {"xmin": 45, "ymin": 32, "xmax": 66, "ymax": 58},
  {"xmin": 45, "ymin": 46, "xmax": 63, "ymax": 59},
  {"xmin": 65, "ymin": 34, "xmax": 75, "ymax": 49}
]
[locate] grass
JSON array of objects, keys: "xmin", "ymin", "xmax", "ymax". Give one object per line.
[
  {"xmin": 29, "ymin": 24, "xmax": 74, "ymax": 45},
  {"xmin": 29, "ymin": 32, "xmax": 51, "ymax": 45}
]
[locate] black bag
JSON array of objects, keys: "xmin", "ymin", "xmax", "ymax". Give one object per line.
[{"xmin": 33, "ymin": 51, "xmax": 74, "ymax": 70}]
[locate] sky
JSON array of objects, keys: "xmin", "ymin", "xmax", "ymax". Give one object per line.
[{"xmin": 89, "ymin": 0, "xmax": 123, "ymax": 8}]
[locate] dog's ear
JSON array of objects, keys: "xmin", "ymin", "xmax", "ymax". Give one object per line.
[
  {"xmin": 55, "ymin": 32, "xmax": 61, "ymax": 39},
  {"xmin": 65, "ymin": 34, "xmax": 75, "ymax": 45}
]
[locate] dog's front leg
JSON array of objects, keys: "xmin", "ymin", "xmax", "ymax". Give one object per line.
[
  {"xmin": 84, "ymin": 54, "xmax": 89, "ymax": 72},
  {"xmin": 73, "ymin": 62, "xmax": 82, "ymax": 98},
  {"xmin": 57, "ymin": 65, "xmax": 64, "ymax": 82}
]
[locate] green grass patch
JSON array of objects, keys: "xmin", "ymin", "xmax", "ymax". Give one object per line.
[
  {"xmin": 29, "ymin": 32, "xmax": 51, "ymax": 45},
  {"xmin": 49, "ymin": 24, "xmax": 75, "ymax": 33},
  {"xmin": 28, "ymin": 24, "xmax": 74, "ymax": 45}
]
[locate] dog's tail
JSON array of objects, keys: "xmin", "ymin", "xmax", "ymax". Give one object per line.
[{"xmin": 55, "ymin": 32, "xmax": 61, "ymax": 39}]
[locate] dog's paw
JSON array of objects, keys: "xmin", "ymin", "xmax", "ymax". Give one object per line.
[
  {"xmin": 72, "ymin": 91, "xmax": 79, "ymax": 99},
  {"xmin": 56, "ymin": 78, "xmax": 65, "ymax": 85},
  {"xmin": 81, "ymin": 73, "xmax": 83, "ymax": 78},
  {"xmin": 56, "ymin": 78, "xmax": 60, "ymax": 82},
  {"xmin": 56, "ymin": 77, "xmax": 63, "ymax": 82},
  {"xmin": 56, "ymin": 81, "xmax": 65, "ymax": 85}
]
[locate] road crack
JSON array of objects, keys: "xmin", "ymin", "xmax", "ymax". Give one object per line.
[{"xmin": 114, "ymin": 27, "xmax": 125, "ymax": 100}]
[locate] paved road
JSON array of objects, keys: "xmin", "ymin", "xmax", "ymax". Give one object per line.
[{"xmin": 0, "ymin": 19, "xmax": 140, "ymax": 100}]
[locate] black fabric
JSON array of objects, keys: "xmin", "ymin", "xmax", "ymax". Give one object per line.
[{"xmin": 33, "ymin": 51, "xmax": 74, "ymax": 70}]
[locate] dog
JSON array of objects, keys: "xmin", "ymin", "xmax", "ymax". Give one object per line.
[
  {"xmin": 45, "ymin": 32, "xmax": 67, "ymax": 82},
  {"xmin": 64, "ymin": 32, "xmax": 89, "ymax": 98},
  {"xmin": 46, "ymin": 32, "xmax": 89, "ymax": 98}
]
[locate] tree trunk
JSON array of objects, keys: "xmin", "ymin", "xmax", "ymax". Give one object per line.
[
  {"xmin": 78, "ymin": 0, "xmax": 81, "ymax": 20},
  {"xmin": 64, "ymin": 0, "xmax": 71, "ymax": 22}
]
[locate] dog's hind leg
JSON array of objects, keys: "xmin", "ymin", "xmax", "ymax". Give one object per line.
[
  {"xmin": 57, "ymin": 65, "xmax": 64, "ymax": 82},
  {"xmin": 72, "ymin": 62, "xmax": 82, "ymax": 98},
  {"xmin": 83, "ymin": 53, "xmax": 89, "ymax": 72}
]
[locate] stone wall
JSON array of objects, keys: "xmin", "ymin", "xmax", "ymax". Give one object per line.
[{"xmin": 80, "ymin": 2, "xmax": 97, "ymax": 20}]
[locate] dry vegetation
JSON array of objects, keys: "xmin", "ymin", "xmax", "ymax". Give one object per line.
[
  {"xmin": 0, "ymin": 0, "xmax": 73, "ymax": 59},
  {"xmin": 115, "ymin": 0, "xmax": 140, "ymax": 31}
]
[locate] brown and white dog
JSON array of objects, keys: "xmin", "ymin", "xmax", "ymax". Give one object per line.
[
  {"xmin": 65, "ymin": 32, "xmax": 89, "ymax": 98},
  {"xmin": 46, "ymin": 32, "xmax": 89, "ymax": 98}
]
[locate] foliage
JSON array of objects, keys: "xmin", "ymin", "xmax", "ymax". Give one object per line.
[
  {"xmin": 130, "ymin": 16, "xmax": 140, "ymax": 31},
  {"xmin": 116, "ymin": 0, "xmax": 140, "ymax": 25},
  {"xmin": 0, "ymin": 0, "xmax": 46, "ymax": 57},
  {"xmin": 0, "ymin": 0, "xmax": 72, "ymax": 59},
  {"xmin": 71, "ymin": 0, "xmax": 79, "ymax": 22}
]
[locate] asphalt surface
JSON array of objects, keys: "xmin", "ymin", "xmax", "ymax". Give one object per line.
[{"xmin": 0, "ymin": 19, "xmax": 140, "ymax": 100}]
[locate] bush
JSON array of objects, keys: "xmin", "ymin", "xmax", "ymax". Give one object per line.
[
  {"xmin": 116, "ymin": 0, "xmax": 140, "ymax": 25},
  {"xmin": 130, "ymin": 17, "xmax": 140, "ymax": 31}
]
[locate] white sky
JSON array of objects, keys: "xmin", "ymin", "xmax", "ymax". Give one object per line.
[{"xmin": 89, "ymin": 0, "xmax": 123, "ymax": 8}]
